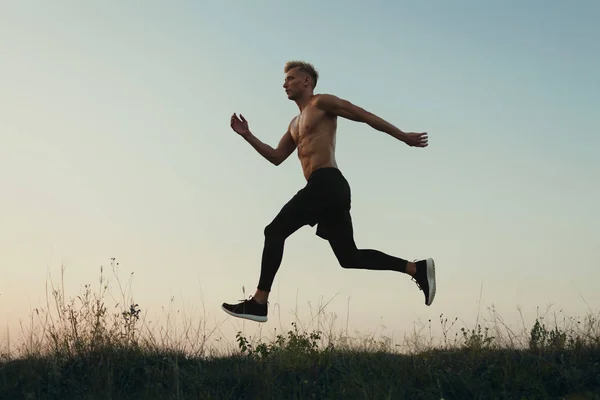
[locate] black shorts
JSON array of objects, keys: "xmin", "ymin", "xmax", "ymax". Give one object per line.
[{"xmin": 268, "ymin": 167, "xmax": 353, "ymax": 240}]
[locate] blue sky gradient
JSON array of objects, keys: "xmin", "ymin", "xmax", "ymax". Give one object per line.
[{"xmin": 1, "ymin": 1, "xmax": 599, "ymax": 350}]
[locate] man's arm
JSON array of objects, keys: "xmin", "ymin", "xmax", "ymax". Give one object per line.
[
  {"xmin": 242, "ymin": 121, "xmax": 297, "ymax": 166},
  {"xmin": 315, "ymin": 94, "xmax": 428, "ymax": 147},
  {"xmin": 231, "ymin": 113, "xmax": 298, "ymax": 165},
  {"xmin": 271, "ymin": 129, "xmax": 297, "ymax": 165}
]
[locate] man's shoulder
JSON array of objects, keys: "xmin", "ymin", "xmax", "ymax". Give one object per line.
[
  {"xmin": 287, "ymin": 114, "xmax": 300, "ymax": 132},
  {"xmin": 311, "ymin": 94, "xmax": 345, "ymax": 118},
  {"xmin": 312, "ymin": 93, "xmax": 343, "ymax": 110},
  {"xmin": 313, "ymin": 93, "xmax": 337, "ymax": 104}
]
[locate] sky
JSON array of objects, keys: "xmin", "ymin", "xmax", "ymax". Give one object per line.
[{"xmin": 1, "ymin": 0, "xmax": 599, "ymax": 354}]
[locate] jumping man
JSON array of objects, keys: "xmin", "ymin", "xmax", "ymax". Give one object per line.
[{"xmin": 222, "ymin": 61, "xmax": 436, "ymax": 322}]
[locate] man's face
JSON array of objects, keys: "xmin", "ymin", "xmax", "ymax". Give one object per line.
[{"xmin": 283, "ymin": 68, "xmax": 307, "ymax": 100}]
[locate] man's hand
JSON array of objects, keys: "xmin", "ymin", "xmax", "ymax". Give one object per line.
[
  {"xmin": 230, "ymin": 113, "xmax": 251, "ymax": 137},
  {"xmin": 399, "ymin": 131, "xmax": 429, "ymax": 148}
]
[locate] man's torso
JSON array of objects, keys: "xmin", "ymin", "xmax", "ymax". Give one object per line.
[{"xmin": 290, "ymin": 95, "xmax": 338, "ymax": 180}]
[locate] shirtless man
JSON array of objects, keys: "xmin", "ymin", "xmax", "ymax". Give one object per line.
[{"xmin": 222, "ymin": 61, "xmax": 436, "ymax": 323}]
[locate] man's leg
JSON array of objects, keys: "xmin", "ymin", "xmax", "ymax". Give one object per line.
[
  {"xmin": 221, "ymin": 188, "xmax": 317, "ymax": 322},
  {"xmin": 328, "ymin": 234, "xmax": 411, "ymax": 273},
  {"xmin": 328, "ymin": 234, "xmax": 436, "ymax": 306},
  {"xmin": 254, "ymin": 192, "xmax": 314, "ymax": 300}
]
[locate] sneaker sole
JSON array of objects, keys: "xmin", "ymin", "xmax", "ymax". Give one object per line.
[
  {"xmin": 426, "ymin": 258, "xmax": 436, "ymax": 306},
  {"xmin": 221, "ymin": 305, "xmax": 268, "ymax": 323}
]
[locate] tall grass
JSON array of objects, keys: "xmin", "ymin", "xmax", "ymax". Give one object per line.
[{"xmin": 1, "ymin": 259, "xmax": 599, "ymax": 399}]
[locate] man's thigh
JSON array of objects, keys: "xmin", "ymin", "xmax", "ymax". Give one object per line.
[
  {"xmin": 316, "ymin": 206, "xmax": 354, "ymax": 241},
  {"xmin": 265, "ymin": 187, "xmax": 322, "ymax": 237}
]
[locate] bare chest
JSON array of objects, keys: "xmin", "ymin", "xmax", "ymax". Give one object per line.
[{"xmin": 290, "ymin": 108, "xmax": 332, "ymax": 144}]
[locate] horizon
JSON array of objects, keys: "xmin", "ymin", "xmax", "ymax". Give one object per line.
[{"xmin": 1, "ymin": 1, "xmax": 599, "ymax": 354}]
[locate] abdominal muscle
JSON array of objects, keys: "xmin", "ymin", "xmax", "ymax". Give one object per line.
[{"xmin": 297, "ymin": 131, "xmax": 338, "ymax": 181}]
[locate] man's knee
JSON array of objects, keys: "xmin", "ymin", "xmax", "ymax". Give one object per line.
[
  {"xmin": 264, "ymin": 220, "xmax": 286, "ymax": 241},
  {"xmin": 264, "ymin": 222, "xmax": 277, "ymax": 237},
  {"xmin": 338, "ymin": 254, "xmax": 360, "ymax": 269},
  {"xmin": 331, "ymin": 240, "xmax": 360, "ymax": 269}
]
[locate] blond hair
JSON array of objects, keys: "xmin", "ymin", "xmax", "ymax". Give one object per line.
[{"xmin": 284, "ymin": 60, "xmax": 319, "ymax": 88}]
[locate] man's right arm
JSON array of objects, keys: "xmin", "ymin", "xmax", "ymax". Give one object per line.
[
  {"xmin": 242, "ymin": 121, "xmax": 297, "ymax": 166},
  {"xmin": 242, "ymin": 132, "xmax": 279, "ymax": 164}
]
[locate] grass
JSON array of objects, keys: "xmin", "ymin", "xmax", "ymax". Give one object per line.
[{"xmin": 1, "ymin": 259, "xmax": 599, "ymax": 399}]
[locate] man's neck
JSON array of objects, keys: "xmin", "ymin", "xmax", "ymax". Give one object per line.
[{"xmin": 295, "ymin": 93, "xmax": 315, "ymax": 112}]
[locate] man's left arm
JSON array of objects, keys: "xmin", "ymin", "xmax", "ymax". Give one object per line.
[{"xmin": 315, "ymin": 94, "xmax": 428, "ymax": 147}]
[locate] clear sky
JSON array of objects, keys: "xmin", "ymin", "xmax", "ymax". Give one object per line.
[{"xmin": 1, "ymin": 1, "xmax": 599, "ymax": 353}]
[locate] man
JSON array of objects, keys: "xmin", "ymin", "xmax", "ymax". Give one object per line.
[{"xmin": 222, "ymin": 61, "xmax": 435, "ymax": 323}]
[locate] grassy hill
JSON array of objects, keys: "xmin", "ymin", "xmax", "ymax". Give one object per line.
[{"xmin": 1, "ymin": 265, "xmax": 599, "ymax": 399}]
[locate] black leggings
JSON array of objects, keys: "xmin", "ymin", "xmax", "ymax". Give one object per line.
[{"xmin": 257, "ymin": 168, "xmax": 408, "ymax": 292}]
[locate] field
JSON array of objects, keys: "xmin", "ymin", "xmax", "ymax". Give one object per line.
[{"xmin": 1, "ymin": 263, "xmax": 599, "ymax": 399}]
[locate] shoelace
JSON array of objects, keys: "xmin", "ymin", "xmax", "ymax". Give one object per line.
[
  {"xmin": 238, "ymin": 296, "xmax": 269, "ymax": 306},
  {"xmin": 411, "ymin": 259, "xmax": 423, "ymax": 291},
  {"xmin": 412, "ymin": 276, "xmax": 422, "ymax": 291}
]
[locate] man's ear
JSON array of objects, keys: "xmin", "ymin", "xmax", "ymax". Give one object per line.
[{"xmin": 303, "ymin": 75, "xmax": 311, "ymax": 87}]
